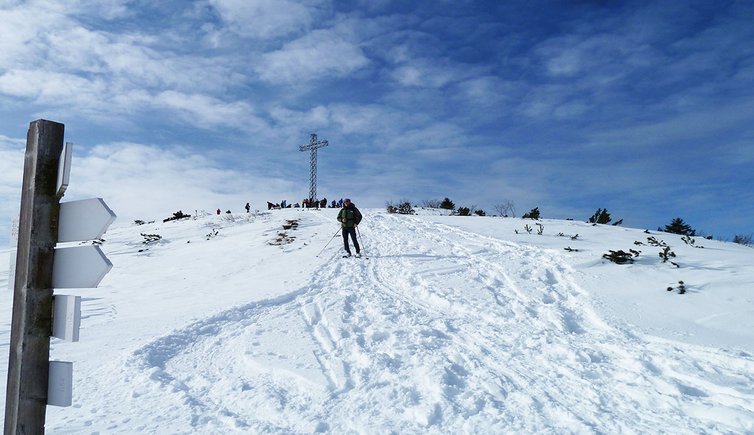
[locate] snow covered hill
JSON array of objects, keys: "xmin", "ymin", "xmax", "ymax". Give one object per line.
[{"xmin": 2, "ymin": 208, "xmax": 754, "ymax": 433}]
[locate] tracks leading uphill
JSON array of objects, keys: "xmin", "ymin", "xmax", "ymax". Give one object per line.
[{"xmin": 126, "ymin": 212, "xmax": 754, "ymax": 433}]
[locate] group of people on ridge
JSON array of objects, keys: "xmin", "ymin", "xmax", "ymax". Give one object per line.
[{"xmin": 217, "ymin": 197, "xmax": 364, "ymax": 257}]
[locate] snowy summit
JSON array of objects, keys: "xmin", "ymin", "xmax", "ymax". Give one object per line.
[{"xmin": 2, "ymin": 207, "xmax": 754, "ymax": 433}]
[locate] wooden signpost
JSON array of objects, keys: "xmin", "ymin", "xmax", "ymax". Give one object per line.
[{"xmin": 4, "ymin": 119, "xmax": 116, "ymax": 434}]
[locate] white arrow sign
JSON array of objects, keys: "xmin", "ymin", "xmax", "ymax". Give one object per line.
[
  {"xmin": 53, "ymin": 295, "xmax": 81, "ymax": 342},
  {"xmin": 48, "ymin": 361, "xmax": 73, "ymax": 407},
  {"xmin": 56, "ymin": 141, "xmax": 72, "ymax": 197},
  {"xmin": 58, "ymin": 198, "xmax": 116, "ymax": 243},
  {"xmin": 52, "ymin": 245, "xmax": 113, "ymax": 288}
]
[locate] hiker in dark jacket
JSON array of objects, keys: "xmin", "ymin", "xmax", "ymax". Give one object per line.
[{"xmin": 337, "ymin": 198, "xmax": 362, "ymax": 257}]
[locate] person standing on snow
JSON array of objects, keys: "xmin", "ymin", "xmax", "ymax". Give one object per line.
[{"xmin": 337, "ymin": 198, "xmax": 362, "ymax": 257}]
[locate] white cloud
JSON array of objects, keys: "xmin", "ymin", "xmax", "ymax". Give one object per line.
[
  {"xmin": 389, "ymin": 59, "xmax": 482, "ymax": 88},
  {"xmin": 270, "ymin": 105, "xmax": 331, "ymax": 130},
  {"xmin": 153, "ymin": 91, "xmax": 266, "ymax": 131},
  {"xmin": 256, "ymin": 28, "xmax": 368, "ymax": 83},
  {"xmin": 535, "ymin": 32, "xmax": 651, "ymax": 79},
  {"xmin": 64, "ymin": 142, "xmax": 299, "ymax": 224},
  {"xmin": 0, "ymin": 2, "xmax": 251, "ymax": 131},
  {"xmin": 0, "ymin": 69, "xmax": 107, "ymax": 103},
  {"xmin": 209, "ymin": 0, "xmax": 327, "ymax": 39}
]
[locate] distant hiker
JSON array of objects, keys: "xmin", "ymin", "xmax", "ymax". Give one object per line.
[
  {"xmin": 331, "ymin": 200, "xmax": 337, "ymax": 208},
  {"xmin": 216, "ymin": 208, "xmax": 221, "ymax": 215},
  {"xmin": 245, "ymin": 202, "xmax": 250, "ymax": 213},
  {"xmin": 338, "ymin": 198, "xmax": 344, "ymax": 207},
  {"xmin": 337, "ymin": 198, "xmax": 362, "ymax": 257},
  {"xmin": 321, "ymin": 198, "xmax": 327, "ymax": 208},
  {"xmin": 281, "ymin": 199, "xmax": 287, "ymax": 208}
]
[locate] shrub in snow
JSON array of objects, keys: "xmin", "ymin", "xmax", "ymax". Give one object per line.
[
  {"xmin": 663, "ymin": 217, "xmax": 696, "ymax": 236},
  {"xmin": 457, "ymin": 207, "xmax": 471, "ymax": 216},
  {"xmin": 659, "ymin": 246, "xmax": 679, "ymax": 267},
  {"xmin": 493, "ymin": 200, "xmax": 516, "ymax": 218},
  {"xmin": 602, "ymin": 250, "xmax": 637, "ymax": 264},
  {"xmin": 386, "ymin": 200, "xmax": 415, "ymax": 214},
  {"xmin": 141, "ymin": 233, "xmax": 162, "ymax": 244},
  {"xmin": 588, "ymin": 208, "xmax": 612, "ymax": 224},
  {"xmin": 667, "ymin": 281, "xmax": 687, "ymax": 294},
  {"xmin": 398, "ymin": 201, "xmax": 415, "ymax": 215},
  {"xmin": 440, "ymin": 197, "xmax": 455, "ymax": 210},
  {"xmin": 421, "ymin": 199, "xmax": 442, "ymax": 208},
  {"xmin": 733, "ymin": 234, "xmax": 753, "ymax": 247},
  {"xmin": 646, "ymin": 236, "xmax": 667, "ymax": 247},
  {"xmin": 163, "ymin": 210, "xmax": 191, "ymax": 223},
  {"xmin": 522, "ymin": 207, "xmax": 540, "ymax": 220},
  {"xmin": 474, "ymin": 209, "xmax": 486, "ymax": 216},
  {"xmin": 681, "ymin": 235, "xmax": 704, "ymax": 248}
]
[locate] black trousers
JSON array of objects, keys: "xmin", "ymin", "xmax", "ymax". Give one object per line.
[{"xmin": 342, "ymin": 226, "xmax": 360, "ymax": 254}]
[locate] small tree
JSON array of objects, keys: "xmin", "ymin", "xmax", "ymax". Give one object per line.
[
  {"xmin": 474, "ymin": 209, "xmax": 486, "ymax": 216},
  {"xmin": 397, "ymin": 201, "xmax": 415, "ymax": 215},
  {"xmin": 588, "ymin": 208, "xmax": 611, "ymax": 224},
  {"xmin": 663, "ymin": 218, "xmax": 696, "ymax": 236},
  {"xmin": 421, "ymin": 199, "xmax": 442, "ymax": 208},
  {"xmin": 733, "ymin": 234, "xmax": 753, "ymax": 246},
  {"xmin": 522, "ymin": 207, "xmax": 540, "ymax": 220},
  {"xmin": 386, "ymin": 200, "xmax": 415, "ymax": 215},
  {"xmin": 440, "ymin": 197, "xmax": 455, "ymax": 210},
  {"xmin": 457, "ymin": 207, "xmax": 471, "ymax": 216},
  {"xmin": 493, "ymin": 200, "xmax": 516, "ymax": 217}
]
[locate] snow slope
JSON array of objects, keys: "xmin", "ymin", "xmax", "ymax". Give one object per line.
[{"xmin": 1, "ymin": 208, "xmax": 753, "ymax": 433}]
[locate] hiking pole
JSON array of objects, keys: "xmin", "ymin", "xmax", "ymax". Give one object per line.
[
  {"xmin": 316, "ymin": 227, "xmax": 341, "ymax": 257},
  {"xmin": 356, "ymin": 225, "xmax": 366, "ymax": 254}
]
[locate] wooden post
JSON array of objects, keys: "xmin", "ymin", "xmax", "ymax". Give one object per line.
[{"xmin": 4, "ymin": 120, "xmax": 64, "ymax": 434}]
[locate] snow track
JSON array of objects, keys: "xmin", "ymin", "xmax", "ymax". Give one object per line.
[{"xmin": 121, "ymin": 213, "xmax": 754, "ymax": 433}]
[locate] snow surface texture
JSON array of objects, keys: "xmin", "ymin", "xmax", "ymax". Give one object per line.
[{"xmin": 2, "ymin": 208, "xmax": 754, "ymax": 433}]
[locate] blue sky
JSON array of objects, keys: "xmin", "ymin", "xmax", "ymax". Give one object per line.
[{"xmin": 1, "ymin": 0, "xmax": 753, "ymax": 246}]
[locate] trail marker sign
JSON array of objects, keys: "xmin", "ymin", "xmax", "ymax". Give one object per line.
[
  {"xmin": 58, "ymin": 198, "xmax": 115, "ymax": 243},
  {"xmin": 47, "ymin": 361, "xmax": 73, "ymax": 407},
  {"xmin": 4, "ymin": 120, "xmax": 116, "ymax": 433},
  {"xmin": 53, "ymin": 245, "xmax": 113, "ymax": 288},
  {"xmin": 56, "ymin": 141, "xmax": 72, "ymax": 197},
  {"xmin": 52, "ymin": 295, "xmax": 82, "ymax": 342}
]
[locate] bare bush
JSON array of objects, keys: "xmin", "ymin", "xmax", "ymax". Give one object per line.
[{"xmin": 493, "ymin": 200, "xmax": 516, "ymax": 217}]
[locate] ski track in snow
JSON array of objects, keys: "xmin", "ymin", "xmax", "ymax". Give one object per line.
[{"xmin": 93, "ymin": 213, "xmax": 753, "ymax": 433}]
